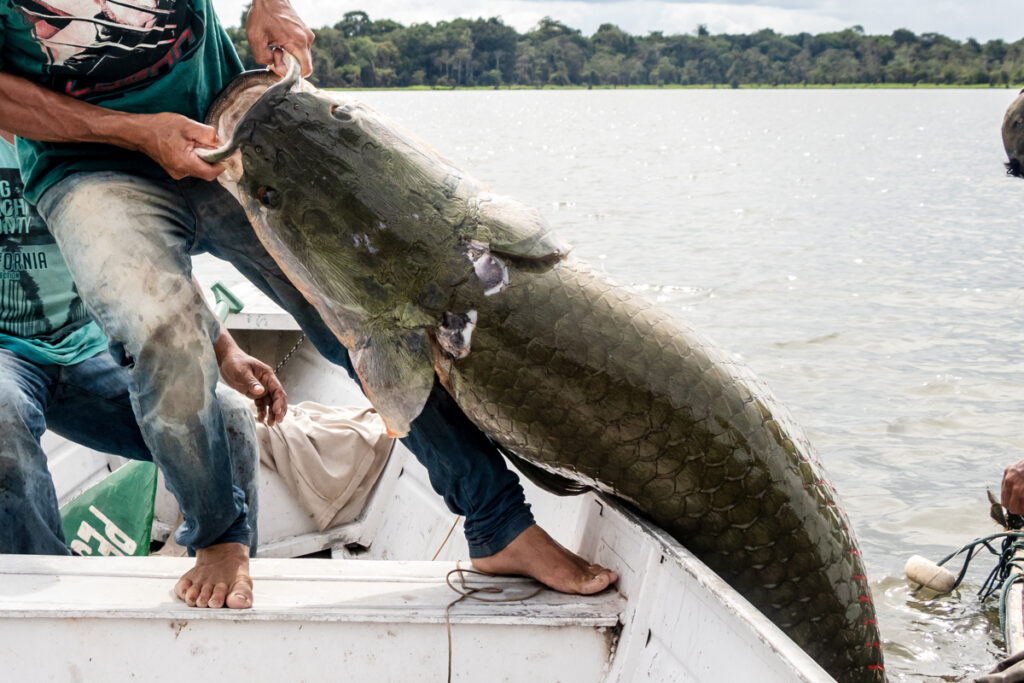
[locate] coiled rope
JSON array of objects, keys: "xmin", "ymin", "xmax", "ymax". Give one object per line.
[
  {"xmin": 915, "ymin": 531, "xmax": 1024, "ymax": 643},
  {"xmin": 443, "ymin": 563, "xmax": 543, "ymax": 683}
]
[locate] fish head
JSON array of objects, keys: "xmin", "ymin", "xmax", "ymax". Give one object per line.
[
  {"xmin": 201, "ymin": 55, "xmax": 570, "ymax": 437},
  {"xmin": 203, "ymin": 60, "xmax": 465, "ymax": 437},
  {"xmin": 204, "ymin": 55, "xmax": 569, "ymax": 292},
  {"xmin": 212, "ymin": 73, "xmax": 479, "ymax": 302},
  {"xmin": 203, "ymin": 60, "xmax": 468, "ymax": 244}
]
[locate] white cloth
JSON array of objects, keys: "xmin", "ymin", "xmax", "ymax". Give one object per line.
[{"xmin": 254, "ymin": 402, "xmax": 394, "ymax": 530}]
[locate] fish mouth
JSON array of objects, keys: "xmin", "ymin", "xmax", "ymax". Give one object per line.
[{"xmin": 198, "ymin": 51, "xmax": 303, "ymax": 166}]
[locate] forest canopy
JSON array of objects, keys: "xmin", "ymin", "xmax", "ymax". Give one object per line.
[{"xmin": 226, "ymin": 11, "xmax": 1024, "ymax": 88}]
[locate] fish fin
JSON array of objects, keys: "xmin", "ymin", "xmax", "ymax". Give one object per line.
[
  {"xmin": 497, "ymin": 446, "xmax": 590, "ymax": 497},
  {"xmin": 470, "ymin": 194, "xmax": 572, "ymax": 261},
  {"xmin": 351, "ymin": 329, "xmax": 435, "ymax": 438}
]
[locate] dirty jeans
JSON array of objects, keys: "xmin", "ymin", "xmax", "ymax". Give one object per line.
[
  {"xmin": 36, "ymin": 171, "xmax": 534, "ymax": 558},
  {"xmin": 0, "ymin": 346, "xmax": 258, "ymax": 555}
]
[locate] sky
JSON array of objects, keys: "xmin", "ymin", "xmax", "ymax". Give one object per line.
[{"xmin": 212, "ymin": 1, "xmax": 1024, "ymax": 42}]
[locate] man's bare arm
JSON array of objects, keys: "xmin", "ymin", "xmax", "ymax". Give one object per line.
[
  {"xmin": 1003, "ymin": 459, "xmax": 1024, "ymax": 515},
  {"xmin": 0, "ymin": 71, "xmax": 224, "ymax": 180}
]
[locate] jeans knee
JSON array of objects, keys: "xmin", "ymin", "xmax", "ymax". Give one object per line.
[
  {"xmin": 0, "ymin": 386, "xmax": 44, "ymax": 445},
  {"xmin": 132, "ymin": 320, "xmax": 220, "ymax": 421},
  {"xmin": 0, "ymin": 415, "xmax": 48, "ymax": 498}
]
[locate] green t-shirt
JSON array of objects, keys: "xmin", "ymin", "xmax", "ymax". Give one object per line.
[
  {"xmin": 0, "ymin": 139, "xmax": 108, "ymax": 365},
  {"xmin": 0, "ymin": 0, "xmax": 243, "ymax": 203}
]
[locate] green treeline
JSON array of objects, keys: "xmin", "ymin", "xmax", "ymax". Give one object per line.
[{"xmin": 226, "ymin": 11, "xmax": 1024, "ymax": 88}]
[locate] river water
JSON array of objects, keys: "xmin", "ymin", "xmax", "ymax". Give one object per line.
[{"xmin": 207, "ymin": 87, "xmax": 1024, "ymax": 680}]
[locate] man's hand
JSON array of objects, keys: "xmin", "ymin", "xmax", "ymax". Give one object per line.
[
  {"xmin": 217, "ymin": 345, "xmax": 288, "ymax": 427},
  {"xmin": 1002, "ymin": 459, "xmax": 1024, "ymax": 515},
  {"xmin": 246, "ymin": 0, "xmax": 315, "ymax": 77},
  {"xmin": 135, "ymin": 112, "xmax": 226, "ymax": 181}
]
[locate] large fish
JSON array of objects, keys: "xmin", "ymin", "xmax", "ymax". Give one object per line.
[{"xmin": 200, "ymin": 56, "xmax": 885, "ymax": 682}]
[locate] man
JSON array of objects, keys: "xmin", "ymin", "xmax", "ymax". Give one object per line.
[
  {"xmin": 0, "ymin": 0, "xmax": 617, "ymax": 607},
  {"xmin": 0, "ymin": 132, "xmax": 280, "ymax": 610}
]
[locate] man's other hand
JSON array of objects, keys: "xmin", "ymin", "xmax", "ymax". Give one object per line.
[
  {"xmin": 246, "ymin": 0, "xmax": 315, "ymax": 77},
  {"xmin": 1002, "ymin": 458, "xmax": 1024, "ymax": 515},
  {"xmin": 217, "ymin": 347, "xmax": 288, "ymax": 427},
  {"xmin": 137, "ymin": 113, "xmax": 226, "ymax": 181}
]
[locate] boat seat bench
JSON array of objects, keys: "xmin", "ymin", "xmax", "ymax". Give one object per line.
[{"xmin": 0, "ymin": 555, "xmax": 623, "ymax": 682}]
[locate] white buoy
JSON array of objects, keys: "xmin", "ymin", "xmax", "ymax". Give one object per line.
[{"xmin": 905, "ymin": 554, "xmax": 957, "ymax": 593}]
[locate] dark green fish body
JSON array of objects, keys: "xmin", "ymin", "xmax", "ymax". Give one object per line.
[
  {"xmin": 444, "ymin": 257, "xmax": 878, "ymax": 678},
  {"xmin": 205, "ymin": 66, "xmax": 885, "ymax": 682}
]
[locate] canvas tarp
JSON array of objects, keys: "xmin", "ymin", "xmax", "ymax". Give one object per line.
[{"xmin": 254, "ymin": 402, "xmax": 394, "ymax": 531}]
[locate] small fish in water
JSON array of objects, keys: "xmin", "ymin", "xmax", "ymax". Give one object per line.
[{"xmin": 200, "ymin": 56, "xmax": 885, "ymax": 682}]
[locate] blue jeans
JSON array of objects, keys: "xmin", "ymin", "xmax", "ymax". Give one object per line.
[
  {"xmin": 36, "ymin": 171, "xmax": 534, "ymax": 558},
  {"xmin": 0, "ymin": 346, "xmax": 259, "ymax": 555}
]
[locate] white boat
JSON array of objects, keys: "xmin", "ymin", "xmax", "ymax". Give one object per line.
[
  {"xmin": 0, "ymin": 268, "xmax": 834, "ymax": 682},
  {"xmin": 996, "ymin": 530, "xmax": 1024, "ymax": 670},
  {"xmin": 1006, "ymin": 561, "xmax": 1024, "ymax": 657}
]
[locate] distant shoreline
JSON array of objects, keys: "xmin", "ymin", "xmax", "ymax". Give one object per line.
[
  {"xmin": 329, "ymin": 83, "xmax": 1023, "ymax": 92},
  {"xmin": 231, "ymin": 14, "xmax": 1024, "ymax": 91}
]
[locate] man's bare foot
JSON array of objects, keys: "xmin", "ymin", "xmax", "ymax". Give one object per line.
[
  {"xmin": 471, "ymin": 524, "xmax": 618, "ymax": 595},
  {"xmin": 173, "ymin": 542, "xmax": 253, "ymax": 609}
]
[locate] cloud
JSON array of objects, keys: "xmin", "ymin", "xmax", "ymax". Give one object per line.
[{"xmin": 212, "ymin": 0, "xmax": 1024, "ymax": 41}]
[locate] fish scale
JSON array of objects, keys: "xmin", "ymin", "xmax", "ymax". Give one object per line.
[
  {"xmin": 203, "ymin": 62, "xmax": 886, "ymax": 682},
  {"xmin": 438, "ymin": 258, "xmax": 879, "ymax": 678}
]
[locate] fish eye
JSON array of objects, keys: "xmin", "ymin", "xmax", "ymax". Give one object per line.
[
  {"xmin": 257, "ymin": 186, "xmax": 279, "ymax": 208},
  {"xmin": 330, "ymin": 104, "xmax": 352, "ymax": 122}
]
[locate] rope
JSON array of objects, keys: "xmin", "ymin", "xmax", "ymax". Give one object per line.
[
  {"xmin": 916, "ymin": 498, "xmax": 1024, "ymax": 650},
  {"xmin": 912, "ymin": 532, "xmax": 1024, "ymax": 602},
  {"xmin": 431, "ymin": 515, "xmax": 462, "ymax": 562},
  {"xmin": 981, "ymin": 535, "xmax": 1024, "ymax": 600},
  {"xmin": 443, "ymin": 563, "xmax": 544, "ymax": 683},
  {"xmin": 984, "ymin": 535, "xmax": 1024, "ymax": 645}
]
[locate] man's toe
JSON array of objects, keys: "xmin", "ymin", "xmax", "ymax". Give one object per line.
[
  {"xmin": 579, "ymin": 566, "xmax": 618, "ymax": 595},
  {"xmin": 209, "ymin": 582, "xmax": 229, "ymax": 609},
  {"xmin": 174, "ymin": 577, "xmax": 192, "ymax": 601},
  {"xmin": 226, "ymin": 578, "xmax": 253, "ymax": 609},
  {"xmin": 579, "ymin": 574, "xmax": 609, "ymax": 595},
  {"xmin": 196, "ymin": 584, "xmax": 214, "ymax": 608},
  {"xmin": 185, "ymin": 584, "xmax": 202, "ymax": 607}
]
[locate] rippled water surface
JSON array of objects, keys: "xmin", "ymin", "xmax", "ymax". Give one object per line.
[{"xmin": 232, "ymin": 88, "xmax": 1024, "ymax": 680}]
